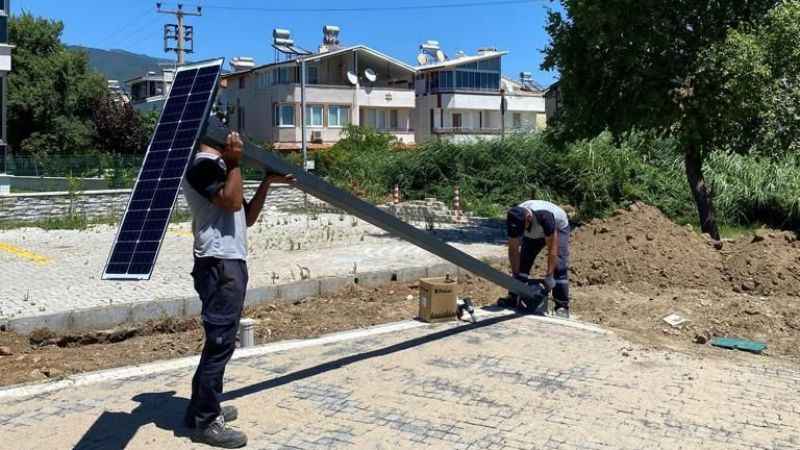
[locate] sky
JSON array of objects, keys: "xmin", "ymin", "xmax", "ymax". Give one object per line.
[{"xmin": 12, "ymin": 0, "xmax": 561, "ymax": 87}]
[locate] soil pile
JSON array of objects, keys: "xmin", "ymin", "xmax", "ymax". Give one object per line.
[
  {"xmin": 723, "ymin": 230, "xmax": 800, "ymax": 297},
  {"xmin": 569, "ymin": 202, "xmax": 800, "ymax": 297},
  {"xmin": 570, "ymin": 203, "xmax": 724, "ymax": 292}
]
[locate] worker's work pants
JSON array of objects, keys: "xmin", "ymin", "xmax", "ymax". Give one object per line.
[
  {"xmin": 518, "ymin": 227, "xmax": 570, "ymax": 310},
  {"xmin": 186, "ymin": 258, "xmax": 248, "ymax": 429}
]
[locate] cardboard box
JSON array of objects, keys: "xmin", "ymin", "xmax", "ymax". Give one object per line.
[{"xmin": 418, "ymin": 277, "xmax": 458, "ymax": 323}]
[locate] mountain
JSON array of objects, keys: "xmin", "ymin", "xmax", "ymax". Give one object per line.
[{"xmin": 68, "ymin": 46, "xmax": 176, "ymax": 84}]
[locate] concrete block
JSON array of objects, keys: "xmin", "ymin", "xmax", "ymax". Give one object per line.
[
  {"xmin": 245, "ymin": 285, "xmax": 279, "ymax": 308},
  {"xmin": 67, "ymin": 304, "xmax": 133, "ymax": 332},
  {"xmin": 183, "ymin": 296, "xmax": 203, "ymax": 317},
  {"xmin": 395, "ymin": 266, "xmax": 428, "ymax": 283},
  {"xmin": 130, "ymin": 298, "xmax": 185, "ymax": 324},
  {"xmin": 278, "ymin": 280, "xmax": 321, "ymax": 302},
  {"xmin": 319, "ymin": 276, "xmax": 354, "ymax": 296},
  {"xmin": 8, "ymin": 312, "xmax": 74, "ymax": 336},
  {"xmin": 354, "ymin": 270, "xmax": 395, "ymax": 288}
]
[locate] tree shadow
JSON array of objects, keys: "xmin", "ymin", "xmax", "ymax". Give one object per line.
[{"xmin": 73, "ymin": 312, "xmax": 521, "ymax": 448}]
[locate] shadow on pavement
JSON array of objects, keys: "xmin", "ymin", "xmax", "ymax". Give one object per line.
[
  {"xmin": 224, "ymin": 312, "xmax": 520, "ymax": 400},
  {"xmin": 74, "ymin": 312, "xmax": 521, "ymax": 448},
  {"xmin": 72, "ymin": 391, "xmax": 191, "ymax": 450}
]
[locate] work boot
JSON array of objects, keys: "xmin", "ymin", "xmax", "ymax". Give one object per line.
[
  {"xmin": 194, "ymin": 415, "xmax": 247, "ymax": 449},
  {"xmin": 185, "ymin": 405, "xmax": 239, "ymax": 429}
]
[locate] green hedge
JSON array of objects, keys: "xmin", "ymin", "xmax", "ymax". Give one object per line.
[{"xmin": 314, "ymin": 126, "xmax": 800, "ymax": 229}]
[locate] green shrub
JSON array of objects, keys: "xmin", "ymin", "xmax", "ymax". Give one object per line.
[
  {"xmin": 706, "ymin": 152, "xmax": 800, "ymax": 228},
  {"xmin": 316, "ymin": 125, "xmax": 800, "ymax": 229}
]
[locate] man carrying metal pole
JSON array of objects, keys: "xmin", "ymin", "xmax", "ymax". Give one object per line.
[{"xmin": 182, "ymin": 126, "xmax": 294, "ymax": 448}]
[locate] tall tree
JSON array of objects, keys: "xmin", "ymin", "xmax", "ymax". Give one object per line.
[
  {"xmin": 93, "ymin": 96, "xmax": 155, "ymax": 155},
  {"xmin": 542, "ymin": 0, "xmax": 778, "ymax": 244},
  {"xmin": 7, "ymin": 13, "xmax": 106, "ymax": 156}
]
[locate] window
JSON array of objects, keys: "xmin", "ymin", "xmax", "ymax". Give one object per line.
[
  {"xmin": 305, "ymin": 105, "xmax": 323, "ymax": 127},
  {"xmin": 239, "ymin": 76, "xmax": 246, "ymax": 89},
  {"xmin": 452, "ymin": 113, "xmax": 462, "ymax": 129},
  {"xmin": 390, "ymin": 110, "xmax": 399, "ymax": 130},
  {"xmin": 273, "ymin": 67, "xmax": 292, "ymax": 85},
  {"xmin": 306, "ymin": 66, "xmax": 319, "ymax": 85},
  {"xmin": 364, "ymin": 109, "xmax": 387, "ymax": 130},
  {"xmin": 275, "ymin": 104, "xmax": 295, "ymax": 127},
  {"xmin": 328, "ymin": 105, "xmax": 351, "ymax": 127},
  {"xmin": 513, "ymin": 113, "xmax": 522, "ymax": 129}
]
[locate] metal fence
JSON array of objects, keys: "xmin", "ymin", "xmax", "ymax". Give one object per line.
[
  {"xmin": 5, "ymin": 153, "xmax": 265, "ymax": 188},
  {"xmin": 6, "ymin": 154, "xmax": 143, "ymax": 178}
]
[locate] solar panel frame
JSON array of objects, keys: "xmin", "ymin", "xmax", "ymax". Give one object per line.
[{"xmin": 102, "ymin": 58, "xmax": 224, "ymax": 281}]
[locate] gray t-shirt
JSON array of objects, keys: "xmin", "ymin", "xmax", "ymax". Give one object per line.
[
  {"xmin": 182, "ymin": 152, "xmax": 248, "ymax": 260},
  {"xmin": 518, "ymin": 200, "xmax": 569, "ymax": 240}
]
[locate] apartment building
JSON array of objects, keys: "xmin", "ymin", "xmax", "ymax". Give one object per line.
[
  {"xmin": 219, "ymin": 27, "xmax": 546, "ymax": 150},
  {"xmin": 127, "ymin": 68, "xmax": 176, "ymax": 113},
  {"xmin": 221, "ymin": 28, "xmax": 417, "ymax": 150},
  {"xmin": 414, "ymin": 42, "xmax": 546, "ymax": 144}
]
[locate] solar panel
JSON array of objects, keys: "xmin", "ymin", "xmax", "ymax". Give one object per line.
[{"xmin": 102, "ymin": 58, "xmax": 224, "ymax": 280}]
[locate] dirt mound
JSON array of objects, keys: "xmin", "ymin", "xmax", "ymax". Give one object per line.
[
  {"xmin": 570, "ymin": 203, "xmax": 725, "ymax": 292},
  {"xmin": 723, "ymin": 230, "xmax": 800, "ymax": 297},
  {"xmin": 567, "ymin": 202, "xmax": 800, "ymax": 298}
]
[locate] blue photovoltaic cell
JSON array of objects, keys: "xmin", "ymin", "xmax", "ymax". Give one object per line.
[{"xmin": 102, "ymin": 59, "xmax": 223, "ymax": 280}]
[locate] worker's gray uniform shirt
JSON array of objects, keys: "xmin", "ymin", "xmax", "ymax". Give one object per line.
[
  {"xmin": 518, "ymin": 200, "xmax": 569, "ymax": 240},
  {"xmin": 182, "ymin": 153, "xmax": 248, "ymax": 261}
]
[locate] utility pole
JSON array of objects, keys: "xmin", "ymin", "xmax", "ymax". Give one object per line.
[{"xmin": 157, "ymin": 3, "xmax": 201, "ymax": 66}]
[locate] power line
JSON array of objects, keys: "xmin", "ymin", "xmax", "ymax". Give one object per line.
[
  {"xmin": 114, "ymin": 10, "xmax": 161, "ymax": 50},
  {"xmin": 100, "ymin": 8, "xmax": 154, "ymax": 47},
  {"xmin": 194, "ymin": 0, "xmax": 545, "ymax": 13}
]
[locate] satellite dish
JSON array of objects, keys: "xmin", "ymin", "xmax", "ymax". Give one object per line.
[
  {"xmin": 436, "ymin": 50, "xmax": 446, "ymax": 63},
  {"xmin": 416, "ymin": 53, "xmax": 429, "ymax": 66},
  {"xmin": 364, "ymin": 68, "xmax": 377, "ymax": 83},
  {"xmin": 346, "ymin": 71, "xmax": 358, "ymax": 85}
]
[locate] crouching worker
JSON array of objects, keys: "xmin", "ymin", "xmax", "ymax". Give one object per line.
[
  {"xmin": 505, "ymin": 200, "xmax": 571, "ymax": 318},
  {"xmin": 182, "ymin": 129, "xmax": 294, "ymax": 448}
]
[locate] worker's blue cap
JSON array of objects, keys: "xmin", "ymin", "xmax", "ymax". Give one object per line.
[{"xmin": 506, "ymin": 206, "xmax": 527, "ymax": 238}]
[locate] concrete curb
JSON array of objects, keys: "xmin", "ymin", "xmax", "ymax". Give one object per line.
[
  {"xmin": 0, "ymin": 307, "xmax": 612, "ymax": 400},
  {"xmin": 6, "ymin": 257, "xmax": 506, "ymax": 335}
]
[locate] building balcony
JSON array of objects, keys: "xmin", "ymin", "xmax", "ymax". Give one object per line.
[
  {"xmin": 357, "ymin": 86, "xmax": 415, "ymax": 108},
  {"xmin": 432, "ymin": 127, "xmax": 502, "ymax": 135},
  {"xmin": 273, "ymin": 84, "xmax": 416, "ymax": 109}
]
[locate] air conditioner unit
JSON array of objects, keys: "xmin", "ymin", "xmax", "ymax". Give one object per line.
[{"xmin": 311, "ymin": 131, "xmax": 323, "ymax": 143}]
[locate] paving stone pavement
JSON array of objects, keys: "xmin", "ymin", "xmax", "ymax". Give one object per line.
[
  {"xmin": 1, "ymin": 314, "xmax": 798, "ymax": 449},
  {"xmin": 0, "ymin": 210, "xmax": 505, "ymax": 321}
]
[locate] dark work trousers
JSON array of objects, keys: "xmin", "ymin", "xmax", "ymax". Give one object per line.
[
  {"xmin": 518, "ymin": 227, "xmax": 570, "ymax": 310},
  {"xmin": 186, "ymin": 257, "xmax": 249, "ymax": 429}
]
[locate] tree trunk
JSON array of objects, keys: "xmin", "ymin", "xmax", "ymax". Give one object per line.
[{"xmin": 685, "ymin": 148, "xmax": 722, "ymax": 248}]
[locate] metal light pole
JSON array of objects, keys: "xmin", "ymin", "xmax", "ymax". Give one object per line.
[
  {"xmin": 300, "ymin": 58, "xmax": 307, "ymax": 171},
  {"xmin": 500, "ymin": 88, "xmax": 506, "ymax": 140}
]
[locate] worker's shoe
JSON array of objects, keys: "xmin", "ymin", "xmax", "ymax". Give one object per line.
[
  {"xmin": 194, "ymin": 415, "xmax": 247, "ymax": 449},
  {"xmin": 554, "ymin": 307, "xmax": 570, "ymax": 319},
  {"xmin": 496, "ymin": 295, "xmax": 517, "ymax": 309},
  {"xmin": 185, "ymin": 405, "xmax": 239, "ymax": 429}
]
